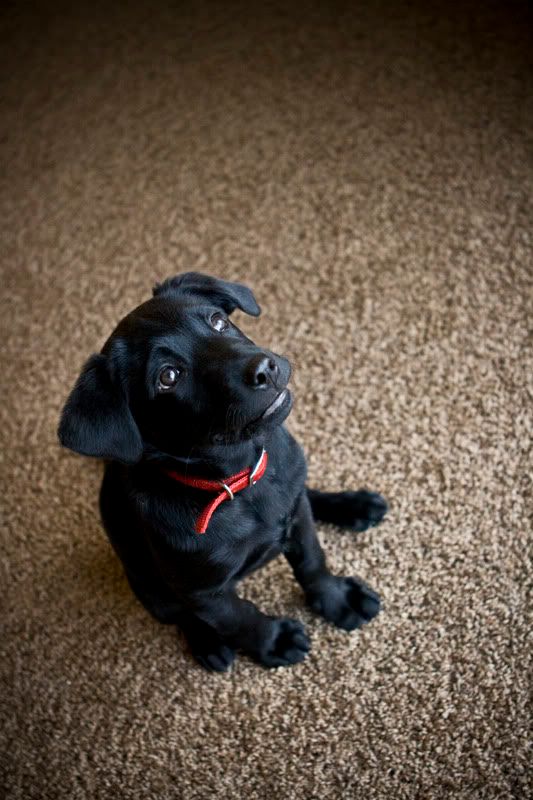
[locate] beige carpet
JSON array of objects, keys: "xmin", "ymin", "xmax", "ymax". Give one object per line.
[{"xmin": 1, "ymin": 1, "xmax": 532, "ymax": 798}]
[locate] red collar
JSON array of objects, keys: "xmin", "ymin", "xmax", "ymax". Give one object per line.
[{"xmin": 165, "ymin": 448, "xmax": 268, "ymax": 534}]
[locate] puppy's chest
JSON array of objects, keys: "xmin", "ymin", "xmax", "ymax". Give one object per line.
[
  {"xmin": 203, "ymin": 466, "xmax": 299, "ymax": 566},
  {"xmin": 214, "ymin": 472, "xmax": 293, "ymax": 540},
  {"xmin": 213, "ymin": 481, "xmax": 295, "ymax": 581}
]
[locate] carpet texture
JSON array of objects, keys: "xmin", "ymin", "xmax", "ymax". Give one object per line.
[{"xmin": 1, "ymin": 1, "xmax": 532, "ymax": 798}]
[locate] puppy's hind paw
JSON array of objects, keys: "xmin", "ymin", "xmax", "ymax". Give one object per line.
[
  {"xmin": 340, "ymin": 490, "xmax": 388, "ymax": 531},
  {"xmin": 309, "ymin": 489, "xmax": 388, "ymax": 532}
]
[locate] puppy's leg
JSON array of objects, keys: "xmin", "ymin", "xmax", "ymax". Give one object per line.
[
  {"xmin": 307, "ymin": 487, "xmax": 388, "ymax": 532},
  {"xmin": 285, "ymin": 492, "xmax": 381, "ymax": 631},
  {"xmin": 125, "ymin": 569, "xmax": 184, "ymax": 624},
  {"xmin": 186, "ymin": 592, "xmax": 310, "ymax": 669}
]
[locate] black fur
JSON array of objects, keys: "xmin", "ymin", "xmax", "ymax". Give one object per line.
[{"xmin": 59, "ymin": 272, "xmax": 388, "ymax": 670}]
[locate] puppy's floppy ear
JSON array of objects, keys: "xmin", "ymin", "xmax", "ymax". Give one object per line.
[
  {"xmin": 58, "ymin": 353, "xmax": 143, "ymax": 464},
  {"xmin": 153, "ymin": 272, "xmax": 261, "ymax": 317}
]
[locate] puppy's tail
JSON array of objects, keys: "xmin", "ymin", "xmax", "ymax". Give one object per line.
[{"xmin": 306, "ymin": 488, "xmax": 388, "ymax": 532}]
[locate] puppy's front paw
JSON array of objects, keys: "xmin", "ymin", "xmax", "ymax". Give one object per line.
[
  {"xmin": 330, "ymin": 490, "xmax": 388, "ymax": 532},
  {"xmin": 307, "ymin": 576, "xmax": 381, "ymax": 631},
  {"xmin": 255, "ymin": 618, "xmax": 310, "ymax": 668}
]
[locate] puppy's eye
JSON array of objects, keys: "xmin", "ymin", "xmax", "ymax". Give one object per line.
[
  {"xmin": 158, "ymin": 366, "xmax": 180, "ymax": 390},
  {"xmin": 210, "ymin": 312, "xmax": 229, "ymax": 332}
]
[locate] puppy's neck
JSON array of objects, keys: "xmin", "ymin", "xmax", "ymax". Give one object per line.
[{"xmin": 144, "ymin": 437, "xmax": 266, "ymax": 480}]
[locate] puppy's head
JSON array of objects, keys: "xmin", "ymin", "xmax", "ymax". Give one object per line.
[{"xmin": 58, "ymin": 273, "xmax": 292, "ymax": 463}]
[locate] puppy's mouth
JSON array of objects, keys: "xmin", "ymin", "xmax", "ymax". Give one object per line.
[
  {"xmin": 243, "ymin": 388, "xmax": 292, "ymax": 434},
  {"xmin": 261, "ymin": 388, "xmax": 290, "ymax": 418}
]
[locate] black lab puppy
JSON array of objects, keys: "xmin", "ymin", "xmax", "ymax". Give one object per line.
[{"xmin": 59, "ymin": 273, "xmax": 387, "ymax": 670}]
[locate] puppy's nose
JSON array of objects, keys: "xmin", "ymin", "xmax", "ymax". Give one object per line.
[{"xmin": 245, "ymin": 354, "xmax": 279, "ymax": 388}]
